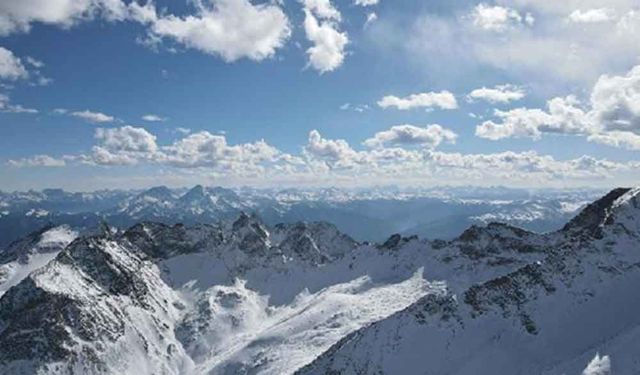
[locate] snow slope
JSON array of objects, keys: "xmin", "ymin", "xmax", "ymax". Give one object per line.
[
  {"xmin": 298, "ymin": 187, "xmax": 640, "ymax": 375},
  {"xmin": 0, "ymin": 225, "xmax": 77, "ymax": 297}
]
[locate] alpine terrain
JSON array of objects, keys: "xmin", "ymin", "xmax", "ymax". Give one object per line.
[{"xmin": 0, "ymin": 187, "xmax": 638, "ymax": 375}]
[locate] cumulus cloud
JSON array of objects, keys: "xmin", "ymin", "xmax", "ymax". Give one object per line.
[
  {"xmin": 70, "ymin": 110, "xmax": 115, "ymax": 123},
  {"xmin": 476, "ymin": 108, "xmax": 552, "ymax": 140},
  {"xmin": 95, "ymin": 126, "xmax": 158, "ymax": 153},
  {"xmin": 10, "ymin": 125, "xmax": 640, "ymax": 187},
  {"xmin": 88, "ymin": 126, "xmax": 159, "ymax": 166},
  {"xmin": 568, "ymin": 8, "xmax": 616, "ymax": 24},
  {"xmin": 142, "ymin": 0, "xmax": 291, "ymax": 62},
  {"xmin": 476, "ymin": 64, "xmax": 640, "ymax": 149},
  {"xmin": 162, "ymin": 131, "xmax": 283, "ymax": 168},
  {"xmin": 0, "ymin": 0, "xmax": 130, "ymax": 35},
  {"xmin": 7, "ymin": 155, "xmax": 66, "ymax": 168},
  {"xmin": 470, "ymin": 3, "xmax": 534, "ymax": 32},
  {"xmin": 0, "ymin": 1, "xmax": 291, "ymax": 64},
  {"xmin": 0, "ymin": 46, "xmax": 28, "ymax": 80},
  {"xmin": 589, "ymin": 64, "xmax": 640, "ymax": 134},
  {"xmin": 305, "ymin": 130, "xmax": 360, "ymax": 163},
  {"xmin": 303, "ymin": 0, "xmax": 349, "ymax": 73},
  {"xmin": 364, "ymin": 124, "xmax": 457, "ymax": 149},
  {"xmin": 378, "ymin": 91, "xmax": 458, "ymax": 110},
  {"xmin": 475, "ymin": 97, "xmax": 591, "ymax": 140},
  {"xmin": 74, "ymin": 125, "xmax": 293, "ymax": 177},
  {"xmin": 467, "ymin": 84, "xmax": 525, "ymax": 104},
  {"xmin": 588, "ymin": 131, "xmax": 640, "ymax": 150},
  {"xmin": 304, "ymin": 0, "xmax": 341, "ymax": 21},
  {"xmin": 142, "ymin": 114, "xmax": 166, "ymax": 122}
]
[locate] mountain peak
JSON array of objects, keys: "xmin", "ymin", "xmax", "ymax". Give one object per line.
[
  {"xmin": 141, "ymin": 186, "xmax": 174, "ymax": 199},
  {"xmin": 180, "ymin": 185, "xmax": 206, "ymax": 201},
  {"xmin": 562, "ymin": 187, "xmax": 633, "ymax": 237}
]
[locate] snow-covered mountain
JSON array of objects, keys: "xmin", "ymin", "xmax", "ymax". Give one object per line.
[
  {"xmin": 0, "ymin": 187, "xmax": 637, "ymax": 374},
  {"xmin": 0, "ymin": 225, "xmax": 78, "ymax": 297},
  {"xmin": 298, "ymin": 187, "xmax": 640, "ymax": 375},
  {"xmin": 0, "ymin": 185, "xmax": 602, "ymax": 247}
]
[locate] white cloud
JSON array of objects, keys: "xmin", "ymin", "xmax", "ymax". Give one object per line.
[
  {"xmin": 378, "ymin": 91, "xmax": 458, "ymax": 110},
  {"xmin": 0, "ymin": 0, "xmax": 129, "ymax": 35},
  {"xmin": 364, "ymin": 124, "xmax": 457, "ymax": 149},
  {"xmin": 364, "ymin": 12, "xmax": 378, "ymax": 28},
  {"xmin": 304, "ymin": 0, "xmax": 341, "ymax": 21},
  {"xmin": 162, "ymin": 131, "xmax": 280, "ymax": 168},
  {"xmin": 0, "ymin": 93, "xmax": 37, "ymax": 114},
  {"xmin": 391, "ymin": 2, "xmax": 640, "ymax": 87},
  {"xmin": 569, "ymin": 8, "xmax": 616, "ymax": 24},
  {"xmin": 467, "ymin": 84, "xmax": 525, "ymax": 104},
  {"xmin": 88, "ymin": 126, "xmax": 158, "ymax": 166},
  {"xmin": 70, "ymin": 110, "xmax": 115, "ymax": 123},
  {"xmin": 476, "ymin": 108, "xmax": 552, "ymax": 140},
  {"xmin": 142, "ymin": 114, "xmax": 166, "ymax": 122},
  {"xmin": 590, "ymin": 65, "xmax": 640, "ymax": 134},
  {"xmin": 305, "ymin": 130, "xmax": 360, "ymax": 163},
  {"xmin": 11, "ymin": 125, "xmax": 640, "ymax": 187},
  {"xmin": 175, "ymin": 127, "xmax": 192, "ymax": 135},
  {"xmin": 0, "ymin": 1, "xmax": 293, "ymax": 65},
  {"xmin": 475, "ymin": 96, "xmax": 593, "ymax": 140},
  {"xmin": 340, "ymin": 103, "xmax": 370, "ymax": 112},
  {"xmin": 95, "ymin": 126, "xmax": 158, "ymax": 153},
  {"xmin": 303, "ymin": 0, "xmax": 348, "ymax": 73},
  {"xmin": 143, "ymin": 0, "xmax": 291, "ymax": 62},
  {"xmin": 355, "ymin": 0, "xmax": 379, "ymax": 7},
  {"xmin": 470, "ymin": 3, "xmax": 533, "ymax": 32},
  {"xmin": 7, "ymin": 155, "xmax": 66, "ymax": 168},
  {"xmin": 476, "ymin": 64, "xmax": 640, "ymax": 149},
  {"xmin": 25, "ymin": 56, "xmax": 44, "ymax": 68},
  {"xmin": 588, "ymin": 131, "xmax": 640, "ymax": 150},
  {"xmin": 0, "ymin": 47, "xmax": 28, "ymax": 80},
  {"xmin": 582, "ymin": 353, "xmax": 611, "ymax": 375}
]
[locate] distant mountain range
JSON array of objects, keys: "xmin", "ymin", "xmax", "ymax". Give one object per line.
[
  {"xmin": 0, "ymin": 187, "xmax": 638, "ymax": 374},
  {"xmin": 0, "ymin": 185, "xmax": 605, "ymax": 248}
]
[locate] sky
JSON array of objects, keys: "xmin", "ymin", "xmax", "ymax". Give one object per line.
[{"xmin": 0, "ymin": 0, "xmax": 640, "ymax": 191}]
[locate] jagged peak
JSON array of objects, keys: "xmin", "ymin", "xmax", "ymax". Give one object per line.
[
  {"xmin": 562, "ymin": 187, "xmax": 633, "ymax": 237},
  {"xmin": 0, "ymin": 224, "xmax": 76, "ymax": 264},
  {"xmin": 232, "ymin": 212, "xmax": 266, "ymax": 233},
  {"xmin": 272, "ymin": 221, "xmax": 358, "ymax": 262},
  {"xmin": 457, "ymin": 222, "xmax": 534, "ymax": 243},
  {"xmin": 139, "ymin": 185, "xmax": 174, "ymax": 199},
  {"xmin": 121, "ymin": 221, "xmax": 220, "ymax": 259},
  {"xmin": 378, "ymin": 233, "xmax": 419, "ymax": 250},
  {"xmin": 273, "ymin": 221, "xmax": 344, "ymax": 237},
  {"xmin": 178, "ymin": 184, "xmax": 207, "ymax": 203}
]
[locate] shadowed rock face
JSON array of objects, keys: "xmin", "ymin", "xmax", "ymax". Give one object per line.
[
  {"xmin": 0, "ymin": 224, "xmax": 57, "ymax": 264},
  {"xmin": 0, "ymin": 237, "xmax": 144, "ymax": 368},
  {"xmin": 562, "ymin": 187, "xmax": 631, "ymax": 237}
]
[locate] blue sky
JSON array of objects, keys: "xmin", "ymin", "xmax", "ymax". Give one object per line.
[{"xmin": 1, "ymin": 0, "xmax": 640, "ymax": 191}]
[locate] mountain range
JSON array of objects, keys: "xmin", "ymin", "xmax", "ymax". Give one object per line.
[
  {"xmin": 0, "ymin": 185, "xmax": 603, "ymax": 248},
  {"xmin": 0, "ymin": 187, "xmax": 638, "ymax": 374}
]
